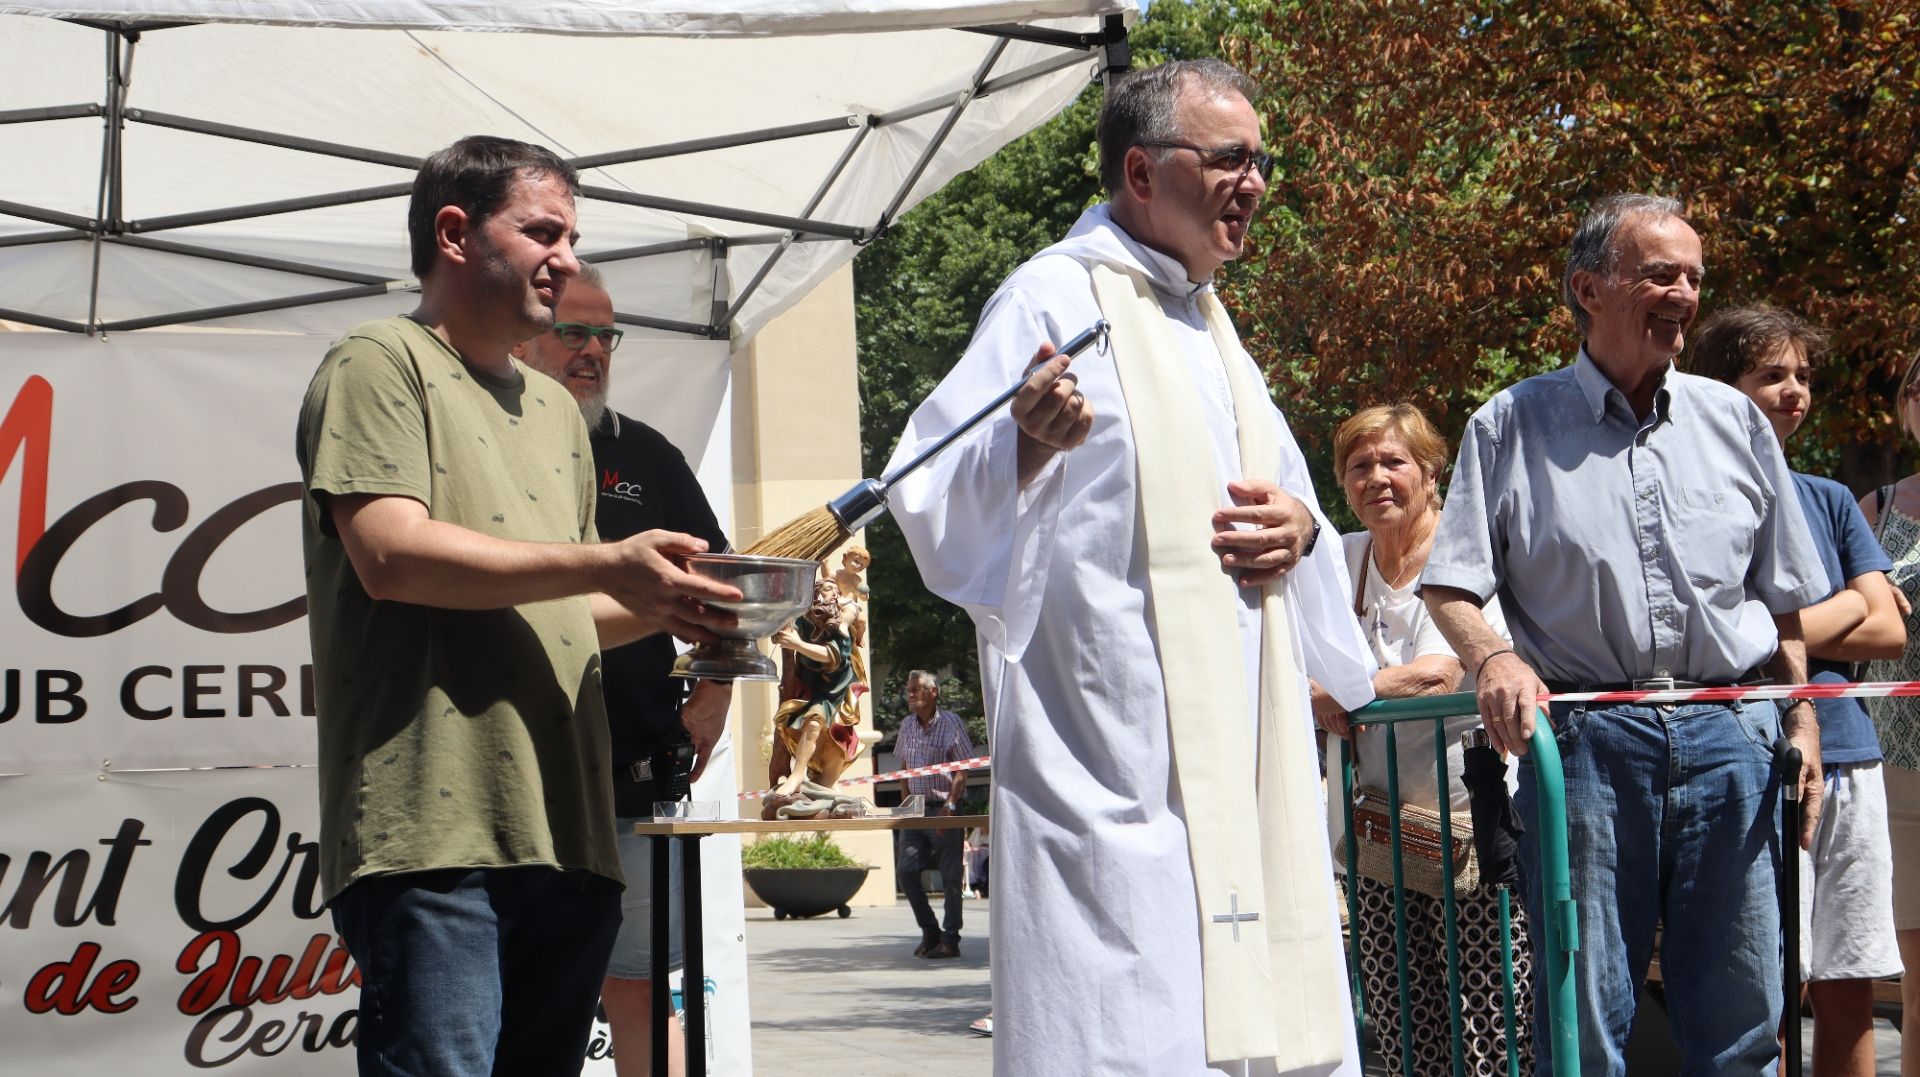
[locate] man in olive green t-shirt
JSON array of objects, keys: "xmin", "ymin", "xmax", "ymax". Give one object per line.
[{"xmin": 295, "ymin": 135, "xmax": 739, "ymax": 1077}]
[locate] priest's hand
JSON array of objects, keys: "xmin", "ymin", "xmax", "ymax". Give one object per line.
[
  {"xmin": 1013, "ymin": 342, "xmax": 1092, "ymax": 486},
  {"xmin": 1310, "ymin": 680, "xmax": 1352, "ymax": 739},
  {"xmin": 1212, "ymin": 478, "xmax": 1314, "ymax": 587}
]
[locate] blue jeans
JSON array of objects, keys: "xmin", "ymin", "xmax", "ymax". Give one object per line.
[
  {"xmin": 1518, "ymin": 701, "xmax": 1784, "ymax": 1077},
  {"xmin": 331, "ymin": 866, "xmax": 621, "ymax": 1077}
]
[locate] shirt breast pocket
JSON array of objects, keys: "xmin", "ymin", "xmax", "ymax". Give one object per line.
[{"xmin": 1674, "ymin": 487, "xmax": 1756, "ymax": 591}]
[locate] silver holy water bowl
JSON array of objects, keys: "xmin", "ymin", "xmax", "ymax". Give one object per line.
[{"xmin": 669, "ymin": 553, "xmax": 820, "ymax": 681}]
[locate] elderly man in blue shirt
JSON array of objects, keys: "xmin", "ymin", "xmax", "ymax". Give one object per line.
[{"xmin": 1422, "ymin": 193, "xmax": 1830, "ymax": 1077}]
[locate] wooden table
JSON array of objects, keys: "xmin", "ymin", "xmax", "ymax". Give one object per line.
[{"xmin": 634, "ymin": 813, "xmax": 985, "ymax": 1077}]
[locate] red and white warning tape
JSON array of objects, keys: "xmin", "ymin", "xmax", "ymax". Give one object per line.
[
  {"xmin": 734, "ymin": 682, "xmax": 1920, "ymax": 797},
  {"xmin": 738, "ymin": 755, "xmax": 991, "ymax": 800},
  {"xmin": 1539, "ymin": 680, "xmax": 1920, "ymax": 707}
]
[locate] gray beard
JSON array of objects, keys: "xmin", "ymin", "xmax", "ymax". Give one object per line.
[{"xmin": 576, "ymin": 389, "xmax": 609, "ymax": 431}]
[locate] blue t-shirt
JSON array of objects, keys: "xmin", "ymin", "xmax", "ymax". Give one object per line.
[{"xmin": 1791, "ymin": 472, "xmax": 1892, "ymax": 764}]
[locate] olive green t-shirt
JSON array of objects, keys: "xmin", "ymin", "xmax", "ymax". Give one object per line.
[{"xmin": 296, "ymin": 315, "xmax": 619, "ymax": 899}]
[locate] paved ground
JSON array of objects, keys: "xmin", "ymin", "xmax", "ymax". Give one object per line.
[
  {"xmin": 747, "ymin": 896, "xmax": 994, "ymax": 1075},
  {"xmin": 745, "ymin": 896, "xmax": 1904, "ymax": 1075}
]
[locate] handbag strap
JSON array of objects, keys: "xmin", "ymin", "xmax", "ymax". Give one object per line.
[
  {"xmin": 1346, "ymin": 538, "xmax": 1372, "ymax": 772},
  {"xmin": 1352, "ymin": 537, "xmax": 1371, "ymax": 619},
  {"xmin": 1876, "ymin": 484, "xmax": 1896, "ymax": 542}
]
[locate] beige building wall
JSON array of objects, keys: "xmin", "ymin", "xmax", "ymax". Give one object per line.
[{"xmin": 728, "ymin": 264, "xmax": 894, "ymax": 907}]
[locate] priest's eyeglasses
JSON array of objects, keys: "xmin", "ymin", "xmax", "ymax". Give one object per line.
[
  {"xmin": 550, "ymin": 322, "xmax": 624, "ymax": 353},
  {"xmin": 1140, "ymin": 141, "xmax": 1275, "ymax": 183}
]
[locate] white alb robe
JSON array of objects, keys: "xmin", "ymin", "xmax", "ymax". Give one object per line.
[{"xmin": 886, "ymin": 205, "xmax": 1379, "ymax": 1076}]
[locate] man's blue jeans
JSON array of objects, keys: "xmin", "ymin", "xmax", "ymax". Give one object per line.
[
  {"xmin": 1517, "ymin": 700, "xmax": 1784, "ymax": 1077},
  {"xmin": 331, "ymin": 866, "xmax": 621, "ymax": 1077}
]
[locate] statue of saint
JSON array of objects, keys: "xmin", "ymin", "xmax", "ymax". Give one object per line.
[
  {"xmin": 764, "ymin": 578, "xmax": 865, "ymax": 817},
  {"xmin": 830, "ymin": 545, "xmax": 871, "ymax": 725}
]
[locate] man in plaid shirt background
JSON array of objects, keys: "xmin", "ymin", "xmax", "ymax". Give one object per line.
[{"xmin": 895, "ymin": 669, "xmax": 976, "ymax": 959}]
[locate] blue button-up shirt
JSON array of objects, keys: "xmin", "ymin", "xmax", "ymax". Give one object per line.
[{"xmin": 1424, "ymin": 349, "xmax": 1828, "ymax": 687}]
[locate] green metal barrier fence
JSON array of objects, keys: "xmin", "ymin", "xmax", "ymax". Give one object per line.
[{"xmin": 1339, "ymin": 692, "xmax": 1578, "ymax": 1077}]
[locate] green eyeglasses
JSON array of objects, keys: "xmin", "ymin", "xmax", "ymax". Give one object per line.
[{"xmin": 551, "ymin": 322, "xmax": 624, "ymax": 353}]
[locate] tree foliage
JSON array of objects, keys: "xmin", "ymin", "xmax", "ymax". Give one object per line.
[
  {"xmin": 1224, "ymin": 1, "xmax": 1920, "ymax": 485},
  {"xmin": 856, "ymin": 1, "xmax": 1920, "ymax": 739},
  {"xmin": 853, "ymin": 1, "xmax": 1242, "ymax": 741}
]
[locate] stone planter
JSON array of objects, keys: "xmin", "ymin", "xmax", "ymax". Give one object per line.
[{"xmin": 743, "ymin": 866, "xmax": 872, "ymax": 920}]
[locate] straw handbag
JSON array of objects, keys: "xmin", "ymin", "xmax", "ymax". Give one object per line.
[
  {"xmin": 1333, "ymin": 537, "xmax": 1480, "ymax": 900},
  {"xmin": 1340, "ymin": 787, "xmax": 1479, "ymax": 900}
]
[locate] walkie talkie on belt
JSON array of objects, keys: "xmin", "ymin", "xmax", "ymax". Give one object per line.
[{"xmin": 617, "ymin": 734, "xmax": 696, "ymax": 816}]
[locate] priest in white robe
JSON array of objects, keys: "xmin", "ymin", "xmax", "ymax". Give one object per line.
[{"xmin": 885, "ymin": 60, "xmax": 1379, "ymax": 1077}]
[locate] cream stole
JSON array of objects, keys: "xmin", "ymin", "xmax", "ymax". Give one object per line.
[{"xmin": 1091, "ymin": 264, "xmax": 1346, "ymax": 1068}]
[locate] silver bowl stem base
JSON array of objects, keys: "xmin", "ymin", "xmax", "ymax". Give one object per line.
[{"xmin": 671, "ymin": 640, "xmax": 780, "ymax": 682}]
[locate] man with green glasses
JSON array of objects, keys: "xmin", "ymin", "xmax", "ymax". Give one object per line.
[
  {"xmin": 514, "ymin": 260, "xmax": 731, "ymax": 1077},
  {"xmin": 515, "ymin": 266, "xmax": 625, "ymax": 428}
]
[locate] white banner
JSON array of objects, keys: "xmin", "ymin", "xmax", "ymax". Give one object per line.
[
  {"xmin": 0, "ymin": 329, "xmax": 734, "ymax": 774},
  {"xmin": 1, "ymin": 327, "xmax": 751, "ymax": 1072},
  {"xmin": 1, "ymin": 334, "xmax": 326, "ymax": 773},
  {"xmin": 0, "ymin": 766, "xmax": 753, "ymax": 1075},
  {"xmin": 0, "ymin": 768, "xmax": 360, "ymax": 1074}
]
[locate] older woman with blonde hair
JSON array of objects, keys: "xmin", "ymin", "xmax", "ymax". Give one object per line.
[{"xmin": 1313, "ymin": 402, "xmax": 1531, "ymax": 1077}]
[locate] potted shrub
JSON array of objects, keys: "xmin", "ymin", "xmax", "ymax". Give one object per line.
[{"xmin": 742, "ymin": 834, "xmax": 873, "ymax": 920}]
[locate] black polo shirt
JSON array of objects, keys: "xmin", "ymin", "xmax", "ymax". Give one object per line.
[{"xmin": 590, "ymin": 410, "xmax": 729, "ymax": 769}]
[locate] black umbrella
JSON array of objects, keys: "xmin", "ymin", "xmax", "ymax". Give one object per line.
[{"xmin": 1460, "ymin": 739, "xmax": 1523, "ymax": 887}]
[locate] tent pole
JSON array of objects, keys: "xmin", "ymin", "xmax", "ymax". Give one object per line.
[
  {"xmin": 125, "ymin": 109, "xmax": 424, "ymax": 170},
  {"xmin": 97, "ymin": 281, "xmax": 403, "ymax": 332},
  {"xmin": 569, "ymin": 116, "xmax": 861, "ymax": 170},
  {"xmin": 723, "ymin": 233, "xmax": 840, "ymax": 248},
  {"xmin": 708, "ymin": 242, "xmax": 730, "ymax": 334},
  {"xmin": 718, "ymin": 234, "xmax": 793, "ymax": 332},
  {"xmin": 798, "ymin": 123, "xmax": 874, "ymax": 218},
  {"xmin": 106, "ymin": 235, "xmax": 391, "ymax": 284},
  {"xmin": 963, "ymin": 15, "xmax": 1128, "ymax": 59},
  {"xmin": 575, "ymin": 185, "xmax": 867, "ymax": 241},
  {"xmin": 84, "ymin": 278, "xmax": 715, "ymax": 339},
  {"xmin": 60, "ymin": 18, "xmax": 189, "ymax": 34},
  {"xmin": 977, "ymin": 49, "xmax": 1105, "ymax": 99},
  {"xmin": 584, "ymin": 237, "xmax": 718, "ymax": 263},
  {"xmin": 127, "ymin": 182, "xmax": 415, "ymax": 233},
  {"xmin": 0, "ymin": 104, "xmax": 102, "ymax": 125},
  {"xmin": 85, "ymin": 30, "xmax": 127, "ymax": 336},
  {"xmin": 610, "ymin": 311, "xmax": 715, "ymax": 338},
  {"xmin": 106, "ymin": 32, "xmax": 139, "ymax": 230},
  {"xmin": 0, "ymin": 229, "xmax": 88, "ymax": 249},
  {"xmin": 1099, "ymin": 14, "xmax": 1131, "ymax": 79},
  {"xmin": 875, "ymin": 48, "xmax": 1091, "ymax": 128},
  {"xmin": 0, "ymin": 307, "xmax": 90, "ymax": 333},
  {"xmin": 873, "ymin": 38, "xmax": 1009, "ymax": 233},
  {"xmin": 0, "ymin": 199, "xmax": 95, "ymax": 231},
  {"xmin": 718, "ymin": 121, "xmax": 874, "ymax": 330},
  {"xmin": 959, "ymin": 23, "xmax": 1103, "ymax": 48}
]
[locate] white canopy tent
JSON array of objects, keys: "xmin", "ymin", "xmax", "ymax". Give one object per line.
[
  {"xmin": 0, "ymin": 9, "xmax": 1128, "ymax": 1074},
  {"xmin": 0, "ymin": 1, "xmax": 1132, "ymax": 342}
]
